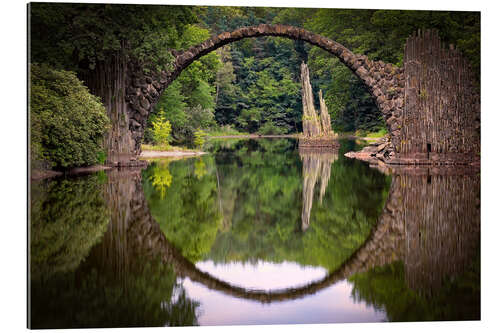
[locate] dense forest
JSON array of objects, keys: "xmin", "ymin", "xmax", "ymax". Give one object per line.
[
  {"xmin": 150, "ymin": 7, "xmax": 480, "ymax": 142},
  {"xmin": 30, "ymin": 3, "xmax": 480, "ymax": 163}
]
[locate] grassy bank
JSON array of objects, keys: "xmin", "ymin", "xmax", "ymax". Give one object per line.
[{"xmin": 205, "ymin": 125, "xmax": 249, "ymax": 137}]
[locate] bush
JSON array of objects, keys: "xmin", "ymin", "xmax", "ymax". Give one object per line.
[
  {"xmin": 30, "ymin": 64, "xmax": 110, "ymax": 169},
  {"xmin": 193, "ymin": 129, "xmax": 206, "ymax": 149},
  {"xmin": 151, "ymin": 109, "xmax": 172, "ymax": 148},
  {"xmin": 257, "ymin": 121, "xmax": 287, "ymax": 135}
]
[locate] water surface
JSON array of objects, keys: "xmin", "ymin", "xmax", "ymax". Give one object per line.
[{"xmin": 29, "ymin": 138, "xmax": 480, "ymax": 328}]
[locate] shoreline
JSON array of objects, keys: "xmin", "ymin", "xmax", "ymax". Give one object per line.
[
  {"xmin": 30, "ymin": 165, "xmax": 113, "ymax": 181},
  {"xmin": 207, "ymin": 134, "xmax": 299, "ymax": 139},
  {"xmin": 207, "ymin": 133, "xmax": 383, "ymax": 141},
  {"xmin": 139, "ymin": 150, "xmax": 207, "ymax": 158},
  {"xmin": 30, "ymin": 149, "xmax": 207, "ymax": 181}
]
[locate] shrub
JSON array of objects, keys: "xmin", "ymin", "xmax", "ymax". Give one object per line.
[
  {"xmin": 151, "ymin": 109, "xmax": 172, "ymax": 148},
  {"xmin": 193, "ymin": 129, "xmax": 206, "ymax": 148},
  {"xmin": 30, "ymin": 64, "xmax": 110, "ymax": 169},
  {"xmin": 258, "ymin": 121, "xmax": 287, "ymax": 135}
]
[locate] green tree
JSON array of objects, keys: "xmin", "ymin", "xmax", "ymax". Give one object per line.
[
  {"xmin": 194, "ymin": 129, "xmax": 207, "ymax": 149},
  {"xmin": 151, "ymin": 109, "xmax": 172, "ymax": 148},
  {"xmin": 30, "ymin": 64, "xmax": 110, "ymax": 169},
  {"xmin": 144, "ymin": 81, "xmax": 187, "ymax": 143},
  {"xmin": 147, "ymin": 23, "xmax": 221, "ymax": 145},
  {"xmin": 30, "ymin": 3, "xmax": 198, "ymax": 159},
  {"xmin": 30, "ymin": 3, "xmax": 197, "ymax": 72}
]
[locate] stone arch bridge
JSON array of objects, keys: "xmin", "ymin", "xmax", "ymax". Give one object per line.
[{"xmin": 113, "ymin": 25, "xmax": 479, "ymax": 166}]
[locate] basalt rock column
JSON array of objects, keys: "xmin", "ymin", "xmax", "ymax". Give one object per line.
[
  {"xmin": 81, "ymin": 54, "xmax": 137, "ymax": 165},
  {"xmin": 396, "ymin": 29, "xmax": 480, "ymax": 164},
  {"xmin": 319, "ymin": 90, "xmax": 333, "ymax": 136},
  {"xmin": 300, "ymin": 62, "xmax": 321, "ymax": 137}
]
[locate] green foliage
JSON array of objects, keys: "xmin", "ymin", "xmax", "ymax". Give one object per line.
[
  {"xmin": 301, "ymin": 8, "xmax": 480, "ymax": 132},
  {"xmin": 30, "ymin": 64, "xmax": 110, "ymax": 169},
  {"xmin": 143, "ymin": 138, "xmax": 390, "ymax": 271},
  {"xmin": 258, "ymin": 121, "xmax": 287, "ymax": 135},
  {"xmin": 349, "ymin": 257, "xmax": 480, "ymax": 321},
  {"xmin": 146, "ymin": 23, "xmax": 220, "ymax": 145},
  {"xmin": 197, "ymin": 8, "xmax": 306, "ymax": 134},
  {"xmin": 151, "ymin": 109, "xmax": 172, "ymax": 148},
  {"xmin": 219, "ymin": 46, "xmax": 302, "ymax": 134},
  {"xmin": 30, "ymin": 3, "xmax": 197, "ymax": 72},
  {"xmin": 142, "ymin": 157, "xmax": 222, "ymax": 262},
  {"xmin": 204, "ymin": 139, "xmax": 390, "ymax": 270},
  {"xmin": 363, "ymin": 128, "xmax": 389, "ymax": 138},
  {"xmin": 148, "ymin": 161, "xmax": 173, "ymax": 199},
  {"xmin": 30, "ymin": 256, "xmax": 200, "ymax": 328},
  {"xmin": 194, "ymin": 129, "xmax": 207, "ymax": 148},
  {"xmin": 96, "ymin": 150, "xmax": 107, "ymax": 165},
  {"xmin": 194, "ymin": 158, "xmax": 207, "ymax": 179},
  {"xmin": 145, "ymin": 81, "xmax": 186, "ymax": 144},
  {"xmin": 206, "ymin": 124, "xmax": 248, "ymax": 137},
  {"xmin": 30, "ymin": 175, "xmax": 110, "ymax": 280}
]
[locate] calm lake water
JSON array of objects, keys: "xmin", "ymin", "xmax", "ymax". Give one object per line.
[{"xmin": 29, "ymin": 138, "xmax": 480, "ymax": 328}]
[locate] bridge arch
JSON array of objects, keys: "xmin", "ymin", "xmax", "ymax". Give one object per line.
[
  {"xmin": 126, "ymin": 24, "xmax": 405, "ymax": 153},
  {"xmin": 121, "ymin": 170, "xmax": 403, "ymax": 304}
]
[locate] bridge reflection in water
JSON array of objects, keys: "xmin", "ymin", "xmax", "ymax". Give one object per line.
[
  {"xmin": 29, "ymin": 158, "xmax": 480, "ymax": 327},
  {"xmin": 89, "ymin": 164, "xmax": 479, "ymax": 302}
]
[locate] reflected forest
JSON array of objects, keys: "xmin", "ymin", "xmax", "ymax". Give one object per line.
[{"xmin": 30, "ymin": 139, "xmax": 480, "ymax": 327}]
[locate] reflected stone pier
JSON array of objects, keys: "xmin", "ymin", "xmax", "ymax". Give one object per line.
[{"xmin": 393, "ymin": 169, "xmax": 480, "ymax": 295}]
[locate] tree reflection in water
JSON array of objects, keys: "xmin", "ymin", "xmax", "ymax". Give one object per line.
[
  {"xmin": 143, "ymin": 156, "xmax": 223, "ymax": 262},
  {"xmin": 144, "ymin": 139, "xmax": 391, "ymax": 272},
  {"xmin": 30, "ymin": 175, "xmax": 109, "ymax": 280},
  {"xmin": 29, "ymin": 170, "xmax": 201, "ymax": 329},
  {"xmin": 29, "ymin": 139, "xmax": 481, "ymax": 327},
  {"xmin": 348, "ymin": 168, "xmax": 480, "ymax": 321}
]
